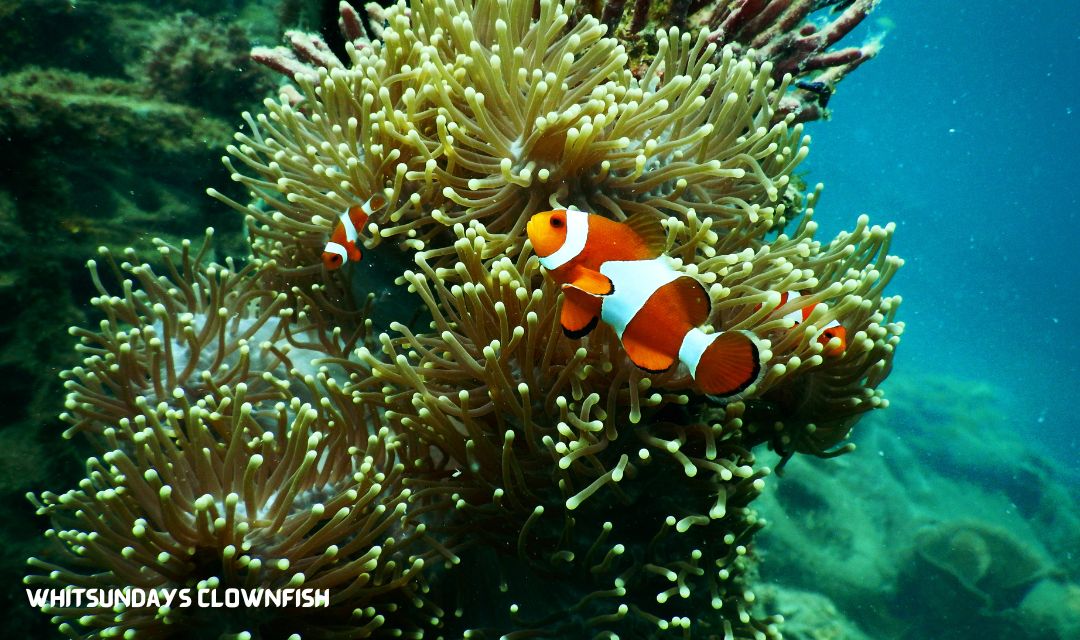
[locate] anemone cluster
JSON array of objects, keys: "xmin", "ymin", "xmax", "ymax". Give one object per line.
[{"xmin": 29, "ymin": 0, "xmax": 898, "ymax": 638}]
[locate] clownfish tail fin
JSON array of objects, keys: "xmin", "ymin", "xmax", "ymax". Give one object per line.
[{"xmin": 679, "ymin": 328, "xmax": 762, "ymax": 399}]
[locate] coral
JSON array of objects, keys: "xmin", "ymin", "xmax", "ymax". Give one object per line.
[
  {"xmin": 578, "ymin": 0, "xmax": 883, "ymax": 122},
  {"xmin": 0, "ymin": 67, "xmax": 238, "ymax": 438},
  {"xmin": 757, "ymin": 584, "xmax": 873, "ymax": 640},
  {"xmin": 701, "ymin": 0, "xmax": 881, "ymax": 78},
  {"xmin": 1019, "ymin": 579, "xmax": 1080, "ymax": 640},
  {"xmin": 0, "ymin": 1, "xmax": 134, "ymax": 75},
  {"xmin": 691, "ymin": 0, "xmax": 885, "ymax": 122},
  {"xmin": 872, "ymin": 374, "xmax": 1080, "ymax": 577},
  {"xmin": 0, "ymin": 0, "xmax": 284, "ymax": 445},
  {"xmin": 911, "ymin": 520, "xmax": 1056, "ymax": 612},
  {"xmin": 892, "ymin": 517, "xmax": 1067, "ymax": 640},
  {"xmin": 131, "ymin": 11, "xmax": 276, "ymax": 117},
  {"xmin": 27, "ymin": 0, "xmax": 904, "ymax": 638},
  {"xmin": 0, "ymin": 68, "xmax": 233, "ymax": 174}
]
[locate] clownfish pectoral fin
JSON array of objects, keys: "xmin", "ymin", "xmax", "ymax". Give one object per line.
[
  {"xmin": 680, "ymin": 328, "xmax": 761, "ymax": 399},
  {"xmin": 622, "ymin": 213, "xmax": 668, "ymax": 259},
  {"xmin": 567, "ymin": 268, "xmax": 614, "ymax": 296},
  {"xmin": 621, "ymin": 331, "xmax": 677, "ymax": 373},
  {"xmin": 560, "ymin": 285, "xmax": 601, "ymax": 338}
]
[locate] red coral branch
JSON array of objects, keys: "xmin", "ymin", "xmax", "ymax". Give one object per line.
[
  {"xmin": 250, "ymin": 45, "xmax": 313, "ymax": 82},
  {"xmin": 339, "ymin": 1, "xmax": 366, "ymax": 42},
  {"xmin": 705, "ymin": 0, "xmax": 883, "ymax": 122},
  {"xmin": 287, "ymin": 31, "xmax": 342, "ymax": 70}
]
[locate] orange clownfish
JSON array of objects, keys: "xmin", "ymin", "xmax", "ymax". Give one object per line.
[
  {"xmin": 526, "ymin": 209, "xmax": 762, "ymax": 400},
  {"xmin": 321, "ymin": 194, "xmax": 387, "ymax": 270},
  {"xmin": 773, "ymin": 291, "xmax": 847, "ymax": 356}
]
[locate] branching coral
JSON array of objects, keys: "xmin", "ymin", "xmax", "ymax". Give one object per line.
[{"xmin": 692, "ymin": 0, "xmax": 884, "ymax": 122}]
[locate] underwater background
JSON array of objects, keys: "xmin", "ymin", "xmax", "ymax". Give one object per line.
[
  {"xmin": 807, "ymin": 1, "xmax": 1080, "ymax": 464},
  {"xmin": 1, "ymin": 0, "xmax": 1077, "ymax": 638}
]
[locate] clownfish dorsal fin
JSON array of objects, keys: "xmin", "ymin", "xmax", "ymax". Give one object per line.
[
  {"xmin": 622, "ymin": 213, "xmax": 668, "ymax": 259},
  {"xmin": 566, "ymin": 267, "xmax": 614, "ymax": 296},
  {"xmin": 560, "ymin": 285, "xmax": 601, "ymax": 338}
]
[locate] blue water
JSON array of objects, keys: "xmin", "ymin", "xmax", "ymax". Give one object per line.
[{"xmin": 804, "ymin": 1, "xmax": 1080, "ymax": 468}]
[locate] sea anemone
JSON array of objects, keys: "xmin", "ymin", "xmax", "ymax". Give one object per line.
[
  {"xmin": 327, "ymin": 214, "xmax": 898, "ymax": 636},
  {"xmin": 29, "ymin": 378, "xmax": 448, "ymax": 638},
  {"xmin": 214, "ymin": 0, "xmax": 807, "ymax": 272},
  {"xmin": 60, "ymin": 229, "xmax": 369, "ymax": 440},
  {"xmin": 360, "ymin": 267, "xmax": 779, "ymax": 635}
]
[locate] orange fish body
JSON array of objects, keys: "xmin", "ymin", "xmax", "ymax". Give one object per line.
[
  {"xmin": 322, "ymin": 194, "xmax": 387, "ymax": 270},
  {"xmin": 774, "ymin": 291, "xmax": 847, "ymax": 356},
  {"xmin": 527, "ymin": 209, "xmax": 762, "ymax": 399}
]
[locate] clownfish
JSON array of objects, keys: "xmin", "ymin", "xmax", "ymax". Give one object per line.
[
  {"xmin": 772, "ymin": 291, "xmax": 847, "ymax": 356},
  {"xmin": 526, "ymin": 209, "xmax": 762, "ymax": 399},
  {"xmin": 321, "ymin": 194, "xmax": 387, "ymax": 270}
]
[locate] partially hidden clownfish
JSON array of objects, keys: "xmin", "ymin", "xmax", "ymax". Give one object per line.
[
  {"xmin": 526, "ymin": 209, "xmax": 762, "ymax": 400},
  {"xmin": 772, "ymin": 291, "xmax": 847, "ymax": 356},
  {"xmin": 321, "ymin": 194, "xmax": 388, "ymax": 270}
]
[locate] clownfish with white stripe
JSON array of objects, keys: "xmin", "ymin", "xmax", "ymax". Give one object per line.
[
  {"xmin": 526, "ymin": 208, "xmax": 763, "ymax": 400},
  {"xmin": 772, "ymin": 291, "xmax": 847, "ymax": 356},
  {"xmin": 321, "ymin": 194, "xmax": 387, "ymax": 271}
]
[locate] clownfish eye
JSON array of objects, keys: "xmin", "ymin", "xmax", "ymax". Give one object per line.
[
  {"xmin": 331, "ymin": 255, "xmax": 341, "ymax": 263},
  {"xmin": 550, "ymin": 217, "xmax": 564, "ymax": 228}
]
